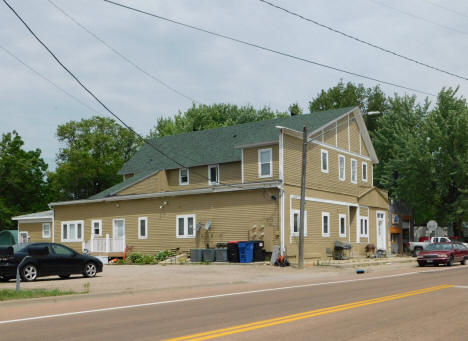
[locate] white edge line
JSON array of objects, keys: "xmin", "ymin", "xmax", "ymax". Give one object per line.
[{"xmin": 0, "ymin": 266, "xmax": 462, "ymax": 325}]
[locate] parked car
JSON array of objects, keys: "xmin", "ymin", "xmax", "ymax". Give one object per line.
[
  {"xmin": 417, "ymin": 242, "xmax": 468, "ymax": 267},
  {"xmin": 408, "ymin": 237, "xmax": 468, "ymax": 256},
  {"xmin": 0, "ymin": 242, "xmax": 103, "ymax": 282}
]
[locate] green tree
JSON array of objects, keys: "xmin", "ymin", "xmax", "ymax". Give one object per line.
[
  {"xmin": 150, "ymin": 103, "xmax": 287, "ymax": 137},
  {"xmin": 309, "ymin": 80, "xmax": 388, "ymax": 133},
  {"xmin": 0, "ymin": 131, "xmax": 49, "ymax": 229},
  {"xmin": 50, "ymin": 116, "xmax": 140, "ymax": 200}
]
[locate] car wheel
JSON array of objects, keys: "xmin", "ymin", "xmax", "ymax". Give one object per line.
[
  {"xmin": 83, "ymin": 262, "xmax": 97, "ymax": 278},
  {"xmin": 59, "ymin": 274, "xmax": 70, "ymax": 279},
  {"xmin": 447, "ymin": 256, "xmax": 454, "ymax": 267},
  {"xmin": 418, "ymin": 262, "xmax": 425, "ymax": 267},
  {"xmin": 21, "ymin": 264, "xmax": 38, "ymax": 282},
  {"xmin": 461, "ymin": 257, "xmax": 467, "ymax": 265},
  {"xmin": 413, "ymin": 248, "xmax": 423, "ymax": 257}
]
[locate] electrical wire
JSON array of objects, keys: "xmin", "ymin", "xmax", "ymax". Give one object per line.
[
  {"xmin": 370, "ymin": 0, "xmax": 468, "ymax": 37},
  {"xmin": 0, "ymin": 44, "xmax": 100, "ymax": 115},
  {"xmin": 423, "ymin": 0, "xmax": 468, "ymax": 20},
  {"xmin": 47, "ymin": 0, "xmax": 200, "ymax": 104},
  {"xmin": 258, "ymin": 0, "xmax": 468, "ymax": 82},
  {"xmin": 101, "ymin": 0, "xmax": 436, "ymax": 97}
]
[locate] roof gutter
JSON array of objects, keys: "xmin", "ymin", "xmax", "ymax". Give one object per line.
[{"xmin": 49, "ymin": 181, "xmax": 282, "ymax": 207}]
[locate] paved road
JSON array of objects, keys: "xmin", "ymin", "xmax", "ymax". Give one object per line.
[{"xmin": 1, "ymin": 266, "xmax": 467, "ymax": 341}]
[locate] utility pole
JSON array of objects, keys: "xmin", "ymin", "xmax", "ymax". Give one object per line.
[{"xmin": 298, "ymin": 124, "xmax": 307, "ymax": 269}]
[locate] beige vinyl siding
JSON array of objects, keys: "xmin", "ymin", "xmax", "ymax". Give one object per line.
[
  {"xmin": 349, "ymin": 120, "xmax": 361, "ymax": 154},
  {"xmin": 53, "ymin": 189, "xmax": 279, "ymax": 254},
  {"xmin": 118, "ymin": 172, "xmax": 166, "ymax": 195},
  {"xmin": 243, "ymin": 144, "xmax": 279, "ymax": 183},
  {"xmin": 336, "ymin": 116, "xmax": 348, "ymax": 150},
  {"xmin": 361, "ymin": 137, "xmax": 370, "ymax": 157},
  {"xmin": 323, "ymin": 123, "xmax": 336, "ymax": 146},
  {"xmin": 19, "ymin": 222, "xmax": 51, "ymax": 242}
]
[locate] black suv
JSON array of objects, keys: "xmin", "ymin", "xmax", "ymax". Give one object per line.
[{"xmin": 0, "ymin": 242, "xmax": 103, "ymax": 282}]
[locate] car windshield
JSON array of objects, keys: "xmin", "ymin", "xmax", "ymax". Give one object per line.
[
  {"xmin": 12, "ymin": 244, "xmax": 29, "ymax": 252},
  {"xmin": 425, "ymin": 243, "xmax": 452, "ymax": 251}
]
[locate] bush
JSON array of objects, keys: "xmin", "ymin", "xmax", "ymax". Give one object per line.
[
  {"xmin": 155, "ymin": 250, "xmax": 175, "ymax": 262},
  {"xmin": 142, "ymin": 255, "xmax": 155, "ymax": 264},
  {"xmin": 128, "ymin": 253, "xmax": 144, "ymax": 264}
]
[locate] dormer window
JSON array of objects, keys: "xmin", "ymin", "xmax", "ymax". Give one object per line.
[
  {"xmin": 258, "ymin": 148, "xmax": 273, "ymax": 178},
  {"xmin": 208, "ymin": 164, "xmax": 219, "ymax": 185},
  {"xmin": 179, "ymin": 168, "xmax": 189, "ymax": 185}
]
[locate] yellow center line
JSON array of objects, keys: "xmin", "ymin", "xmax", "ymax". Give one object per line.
[{"xmin": 164, "ymin": 284, "xmax": 454, "ymax": 341}]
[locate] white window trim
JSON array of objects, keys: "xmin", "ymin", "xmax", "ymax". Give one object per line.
[
  {"xmin": 321, "ymin": 149, "xmax": 329, "ymax": 173},
  {"xmin": 360, "ymin": 216, "xmax": 369, "ymax": 238},
  {"xmin": 362, "ymin": 162, "xmax": 368, "ymax": 182},
  {"xmin": 339, "ymin": 214, "xmax": 346, "ymax": 238},
  {"xmin": 61, "ymin": 220, "xmax": 84, "ymax": 242},
  {"xmin": 91, "ymin": 219, "xmax": 102, "ymax": 237},
  {"xmin": 322, "ymin": 212, "xmax": 330, "ymax": 237},
  {"xmin": 290, "ymin": 209, "xmax": 307, "ymax": 237},
  {"xmin": 208, "ymin": 164, "xmax": 220, "ymax": 185},
  {"xmin": 351, "ymin": 158, "xmax": 357, "ymax": 184},
  {"xmin": 42, "ymin": 223, "xmax": 51, "ymax": 239},
  {"xmin": 138, "ymin": 217, "xmax": 148, "ymax": 240},
  {"xmin": 176, "ymin": 214, "xmax": 196, "ymax": 239},
  {"xmin": 179, "ymin": 168, "xmax": 189, "ymax": 186},
  {"xmin": 338, "ymin": 154, "xmax": 345, "ymax": 181},
  {"xmin": 258, "ymin": 148, "xmax": 273, "ymax": 178}
]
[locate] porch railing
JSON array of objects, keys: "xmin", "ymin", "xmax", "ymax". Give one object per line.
[{"xmin": 82, "ymin": 234, "xmax": 125, "ymax": 253}]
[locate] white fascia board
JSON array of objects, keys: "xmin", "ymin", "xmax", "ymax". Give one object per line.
[
  {"xmin": 11, "ymin": 217, "xmax": 53, "ymax": 223},
  {"xmin": 290, "ymin": 195, "xmax": 358, "ymax": 207},
  {"xmin": 234, "ymin": 141, "xmax": 278, "ymax": 149},
  {"xmin": 50, "ymin": 181, "xmax": 282, "ymax": 207},
  {"xmin": 352, "ymin": 109, "xmax": 379, "ymax": 164}
]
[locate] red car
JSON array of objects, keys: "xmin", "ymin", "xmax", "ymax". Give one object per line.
[{"xmin": 417, "ymin": 242, "xmax": 468, "ymax": 267}]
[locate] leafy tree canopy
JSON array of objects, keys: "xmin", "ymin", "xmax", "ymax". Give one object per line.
[
  {"xmin": 150, "ymin": 103, "xmax": 288, "ymax": 137},
  {"xmin": 49, "ymin": 116, "xmax": 141, "ymax": 201},
  {"xmin": 0, "ymin": 131, "xmax": 49, "ymax": 229}
]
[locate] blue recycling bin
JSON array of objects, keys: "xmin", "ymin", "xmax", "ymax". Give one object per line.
[{"xmin": 238, "ymin": 242, "xmax": 254, "ymax": 263}]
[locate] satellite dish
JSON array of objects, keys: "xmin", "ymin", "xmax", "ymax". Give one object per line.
[
  {"xmin": 205, "ymin": 221, "xmax": 211, "ymax": 230},
  {"xmin": 196, "ymin": 222, "xmax": 202, "ymax": 231}
]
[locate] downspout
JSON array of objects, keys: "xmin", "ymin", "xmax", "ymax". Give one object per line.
[{"xmin": 279, "ymin": 130, "xmax": 285, "ymax": 255}]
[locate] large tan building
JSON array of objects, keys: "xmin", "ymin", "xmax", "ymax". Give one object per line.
[{"xmin": 13, "ymin": 107, "xmax": 389, "ymax": 260}]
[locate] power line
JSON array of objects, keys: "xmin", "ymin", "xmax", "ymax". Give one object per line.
[
  {"xmin": 370, "ymin": 0, "xmax": 468, "ymax": 37},
  {"xmin": 47, "ymin": 0, "xmax": 200, "ymax": 104},
  {"xmin": 423, "ymin": 0, "xmax": 468, "ymax": 20},
  {"xmin": 0, "ymin": 44, "xmax": 100, "ymax": 115},
  {"xmin": 101, "ymin": 0, "xmax": 436, "ymax": 97},
  {"xmin": 258, "ymin": 0, "xmax": 468, "ymax": 82}
]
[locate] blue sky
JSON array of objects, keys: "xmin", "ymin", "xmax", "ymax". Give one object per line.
[{"xmin": 1, "ymin": 0, "xmax": 467, "ymax": 169}]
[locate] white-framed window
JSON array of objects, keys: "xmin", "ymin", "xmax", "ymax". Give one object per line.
[
  {"xmin": 258, "ymin": 148, "xmax": 273, "ymax": 178},
  {"xmin": 91, "ymin": 219, "xmax": 102, "ymax": 236},
  {"xmin": 176, "ymin": 214, "xmax": 196, "ymax": 238},
  {"xmin": 179, "ymin": 168, "xmax": 189, "ymax": 185},
  {"xmin": 351, "ymin": 158, "xmax": 357, "ymax": 184},
  {"xmin": 362, "ymin": 162, "xmax": 368, "ymax": 182},
  {"xmin": 113, "ymin": 219, "xmax": 125, "ymax": 238},
  {"xmin": 339, "ymin": 214, "xmax": 346, "ymax": 237},
  {"xmin": 290, "ymin": 209, "xmax": 307, "ymax": 237},
  {"xmin": 322, "ymin": 212, "xmax": 330, "ymax": 237},
  {"xmin": 208, "ymin": 164, "xmax": 219, "ymax": 185},
  {"xmin": 138, "ymin": 217, "xmax": 148, "ymax": 239},
  {"xmin": 321, "ymin": 149, "xmax": 329, "ymax": 173},
  {"xmin": 360, "ymin": 217, "xmax": 369, "ymax": 237},
  {"xmin": 338, "ymin": 155, "xmax": 345, "ymax": 181},
  {"xmin": 61, "ymin": 220, "xmax": 84, "ymax": 242},
  {"xmin": 42, "ymin": 223, "xmax": 51, "ymax": 239}
]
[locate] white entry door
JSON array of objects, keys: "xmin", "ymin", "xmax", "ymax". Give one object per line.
[
  {"xmin": 113, "ymin": 219, "xmax": 125, "ymax": 239},
  {"xmin": 19, "ymin": 231, "xmax": 29, "ymax": 243},
  {"xmin": 376, "ymin": 212, "xmax": 386, "ymax": 250}
]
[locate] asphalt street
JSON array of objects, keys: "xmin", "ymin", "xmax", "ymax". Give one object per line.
[{"xmin": 0, "ymin": 265, "xmax": 467, "ymax": 341}]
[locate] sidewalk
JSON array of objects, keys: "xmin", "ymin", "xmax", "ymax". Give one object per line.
[{"xmin": 305, "ymin": 256, "xmax": 415, "ymax": 268}]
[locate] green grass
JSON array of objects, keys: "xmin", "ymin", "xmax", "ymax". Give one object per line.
[{"xmin": 0, "ymin": 288, "xmax": 84, "ymax": 301}]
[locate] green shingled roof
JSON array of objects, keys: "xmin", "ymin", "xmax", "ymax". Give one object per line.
[{"xmin": 91, "ymin": 107, "xmax": 355, "ymax": 199}]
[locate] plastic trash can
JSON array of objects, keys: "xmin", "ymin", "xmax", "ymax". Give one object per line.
[
  {"xmin": 238, "ymin": 242, "xmax": 254, "ymax": 263},
  {"xmin": 252, "ymin": 241, "xmax": 265, "ymax": 262},
  {"xmin": 227, "ymin": 241, "xmax": 240, "ymax": 262},
  {"xmin": 190, "ymin": 249, "xmax": 203, "ymax": 263}
]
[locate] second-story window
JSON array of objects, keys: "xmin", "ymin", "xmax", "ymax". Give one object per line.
[
  {"xmin": 179, "ymin": 168, "xmax": 189, "ymax": 185},
  {"xmin": 338, "ymin": 155, "xmax": 345, "ymax": 181},
  {"xmin": 351, "ymin": 159, "xmax": 357, "ymax": 184},
  {"xmin": 208, "ymin": 165, "xmax": 219, "ymax": 185},
  {"xmin": 362, "ymin": 162, "xmax": 368, "ymax": 182},
  {"xmin": 321, "ymin": 150, "xmax": 328, "ymax": 173},
  {"xmin": 258, "ymin": 148, "xmax": 272, "ymax": 178}
]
